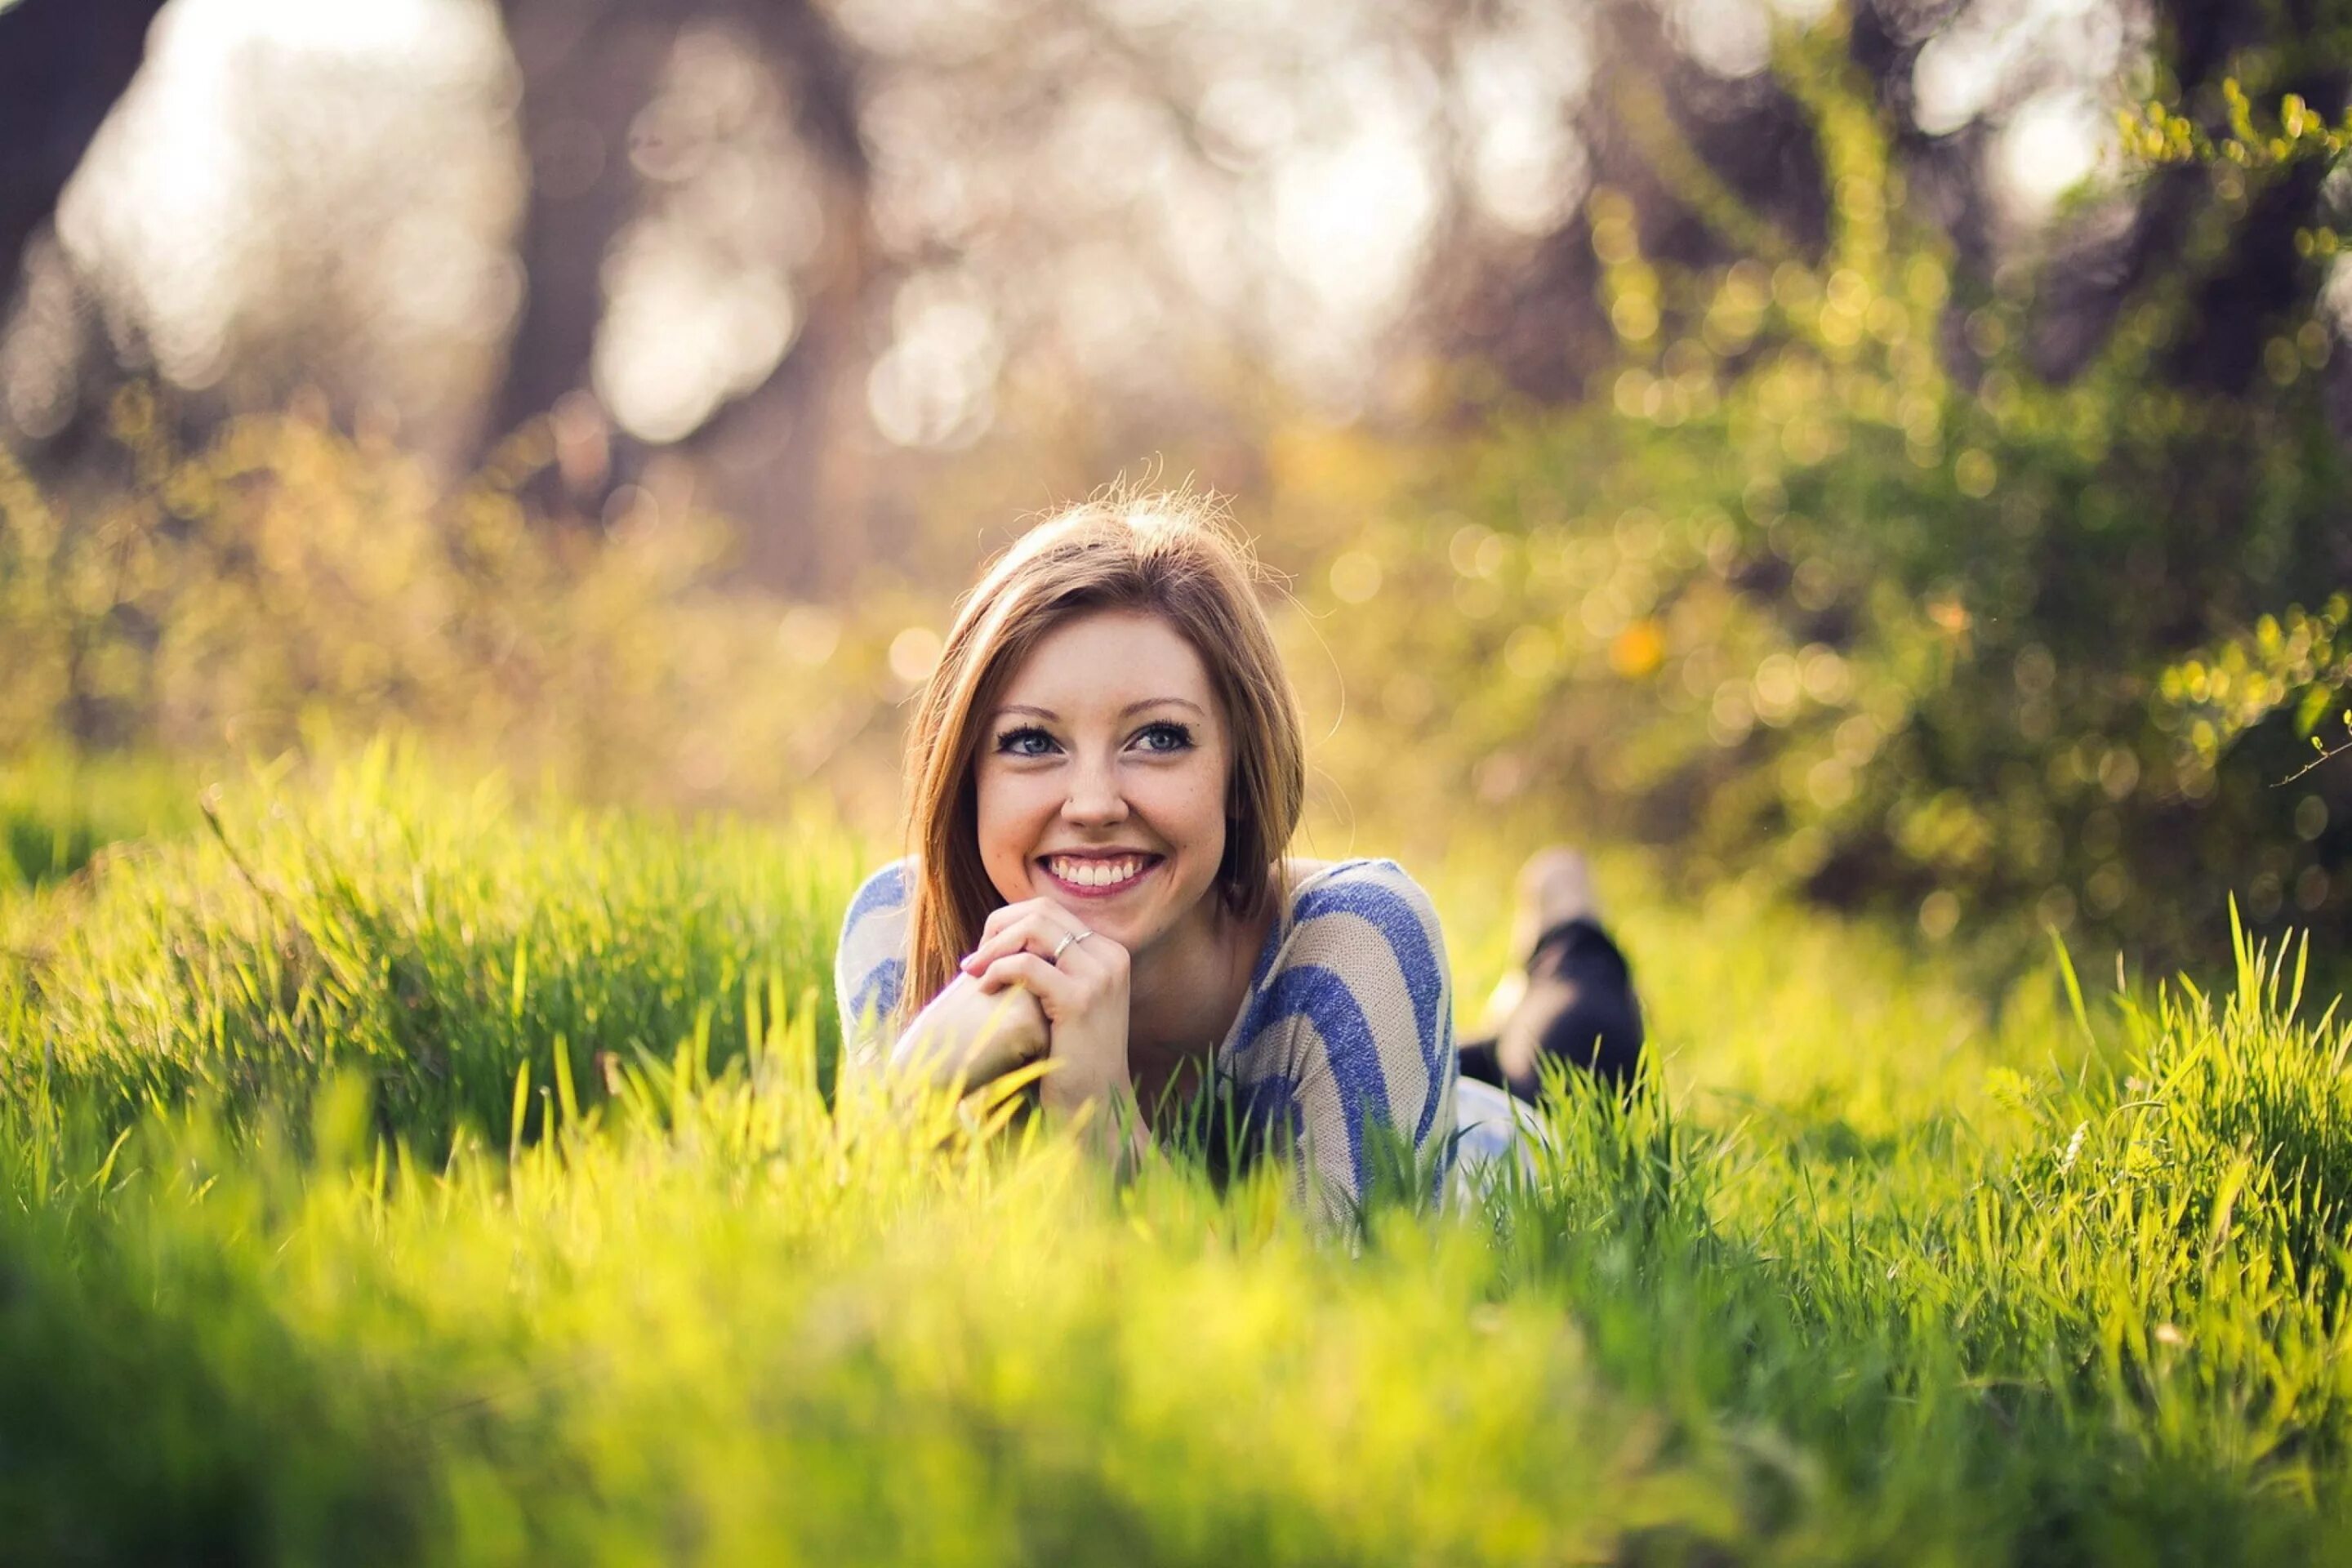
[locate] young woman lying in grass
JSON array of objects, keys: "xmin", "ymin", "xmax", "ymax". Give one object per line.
[{"xmin": 833, "ymin": 492, "xmax": 1643, "ymax": 1224}]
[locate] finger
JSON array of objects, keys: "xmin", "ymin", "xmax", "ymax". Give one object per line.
[
  {"xmin": 969, "ymin": 901, "xmax": 1064, "ymax": 960},
  {"xmin": 1036, "ymin": 929, "xmax": 1123, "ymax": 982},
  {"xmin": 972, "ymin": 950, "xmax": 1076, "ymax": 1006},
  {"xmin": 962, "ymin": 911, "xmax": 1087, "ymax": 974},
  {"xmin": 961, "ymin": 922, "xmax": 1042, "ymax": 974},
  {"xmin": 964, "ymin": 921, "xmax": 1058, "ymax": 968},
  {"xmin": 979, "ymin": 897, "xmax": 1058, "ymax": 939},
  {"xmin": 978, "ymin": 935, "xmax": 1123, "ymax": 1006},
  {"xmin": 1078, "ymin": 929, "xmax": 1128, "ymax": 967}
]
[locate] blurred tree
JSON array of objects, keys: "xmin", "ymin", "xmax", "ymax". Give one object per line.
[
  {"xmin": 488, "ymin": 0, "xmax": 875, "ymax": 585},
  {"xmin": 0, "ymin": 0, "xmax": 167, "ymax": 311},
  {"xmin": 488, "ymin": 0, "xmax": 685, "ymax": 466},
  {"xmin": 1285, "ymin": 2, "xmax": 2352, "ymax": 975},
  {"xmin": 11, "ymin": 0, "xmax": 2352, "ymax": 979},
  {"xmin": 1429, "ymin": 0, "xmax": 2352, "ymax": 416},
  {"xmin": 1431, "ymin": 0, "xmax": 1832, "ymax": 406},
  {"xmin": 0, "ymin": 0, "xmax": 170, "ymax": 472}
]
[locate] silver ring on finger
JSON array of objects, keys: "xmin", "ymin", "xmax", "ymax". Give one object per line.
[{"xmin": 1049, "ymin": 927, "xmax": 1094, "ymax": 964}]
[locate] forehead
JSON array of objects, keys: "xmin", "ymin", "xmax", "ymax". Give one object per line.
[{"xmin": 997, "ymin": 608, "xmax": 1214, "ymax": 709}]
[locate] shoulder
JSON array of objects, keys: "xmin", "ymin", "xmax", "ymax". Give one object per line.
[
  {"xmin": 1263, "ymin": 856, "xmax": 1450, "ymax": 1013},
  {"xmin": 835, "ymin": 857, "xmax": 915, "ymax": 1045},
  {"xmin": 1283, "ymin": 858, "xmax": 1446, "ymax": 947},
  {"xmin": 843, "ymin": 857, "xmax": 914, "ymax": 929},
  {"xmin": 1232, "ymin": 855, "xmax": 1454, "ymax": 1173},
  {"xmin": 835, "ymin": 857, "xmax": 915, "ymax": 978}
]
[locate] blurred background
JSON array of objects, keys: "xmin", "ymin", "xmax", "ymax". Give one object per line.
[{"xmin": 2, "ymin": 0, "xmax": 2348, "ymax": 978}]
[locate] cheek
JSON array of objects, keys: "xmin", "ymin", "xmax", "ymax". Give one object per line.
[
  {"xmin": 969, "ymin": 771, "xmax": 1016, "ymax": 870},
  {"xmin": 973, "ymin": 767, "xmax": 1048, "ymax": 871},
  {"xmin": 1155, "ymin": 758, "xmax": 1230, "ymax": 860}
]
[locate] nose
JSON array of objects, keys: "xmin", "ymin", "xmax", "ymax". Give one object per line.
[{"xmin": 1059, "ymin": 746, "xmax": 1130, "ymax": 827}]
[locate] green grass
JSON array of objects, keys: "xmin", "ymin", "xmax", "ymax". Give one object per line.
[
  {"xmin": 2, "ymin": 739, "xmax": 855, "ymax": 1152},
  {"xmin": 0, "ymin": 746, "xmax": 195, "ymax": 893},
  {"xmin": 6, "ymin": 744, "xmax": 2352, "ymax": 1563}
]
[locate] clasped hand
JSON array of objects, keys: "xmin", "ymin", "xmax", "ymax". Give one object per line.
[{"xmin": 955, "ymin": 896, "xmax": 1133, "ymax": 1111}]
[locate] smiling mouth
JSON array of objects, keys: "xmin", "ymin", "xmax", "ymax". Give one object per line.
[{"xmin": 1039, "ymin": 853, "xmax": 1162, "ymax": 894}]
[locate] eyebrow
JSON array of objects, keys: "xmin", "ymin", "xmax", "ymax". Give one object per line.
[{"xmin": 992, "ymin": 698, "xmax": 1208, "ymax": 722}]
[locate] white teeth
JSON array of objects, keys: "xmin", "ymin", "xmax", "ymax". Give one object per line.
[{"xmin": 1049, "ymin": 855, "xmax": 1146, "ymax": 888}]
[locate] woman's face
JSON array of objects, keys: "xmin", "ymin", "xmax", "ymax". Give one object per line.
[{"xmin": 973, "ymin": 608, "xmax": 1232, "ymax": 958}]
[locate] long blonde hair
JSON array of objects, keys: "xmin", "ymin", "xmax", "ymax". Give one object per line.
[{"xmin": 898, "ymin": 490, "xmax": 1305, "ymax": 1029}]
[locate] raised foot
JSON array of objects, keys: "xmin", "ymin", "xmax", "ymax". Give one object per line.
[{"xmin": 1510, "ymin": 846, "xmax": 1597, "ymax": 965}]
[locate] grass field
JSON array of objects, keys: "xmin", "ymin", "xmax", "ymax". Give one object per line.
[{"xmin": 6, "ymin": 742, "xmax": 2352, "ymax": 1565}]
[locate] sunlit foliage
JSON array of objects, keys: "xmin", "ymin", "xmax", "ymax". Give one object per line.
[
  {"xmin": 1277, "ymin": 20, "xmax": 2349, "ymax": 973},
  {"xmin": 0, "ymin": 391, "xmax": 920, "ymax": 822}
]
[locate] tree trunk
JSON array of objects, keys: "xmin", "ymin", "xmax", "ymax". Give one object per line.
[
  {"xmin": 682, "ymin": 0, "xmax": 876, "ymax": 588},
  {"xmin": 482, "ymin": 0, "xmax": 879, "ymax": 588},
  {"xmin": 0, "ymin": 0, "xmax": 172, "ymax": 471},
  {"xmin": 0, "ymin": 0, "xmax": 169, "ymax": 296},
  {"xmin": 484, "ymin": 0, "xmax": 686, "ymax": 481}
]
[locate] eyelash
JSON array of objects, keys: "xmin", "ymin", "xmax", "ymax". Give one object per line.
[{"xmin": 994, "ymin": 721, "xmax": 1195, "ymax": 758}]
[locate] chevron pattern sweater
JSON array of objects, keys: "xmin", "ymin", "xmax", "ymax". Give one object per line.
[{"xmin": 833, "ymin": 857, "xmax": 1459, "ymax": 1223}]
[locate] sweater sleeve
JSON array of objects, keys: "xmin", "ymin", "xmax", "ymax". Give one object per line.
[
  {"xmin": 832, "ymin": 859, "xmax": 912, "ymax": 1075},
  {"xmin": 1232, "ymin": 859, "xmax": 1457, "ymax": 1226}
]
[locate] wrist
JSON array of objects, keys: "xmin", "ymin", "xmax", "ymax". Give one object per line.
[
  {"xmin": 1039, "ymin": 1070, "xmax": 1151, "ymax": 1173},
  {"xmin": 1040, "ymin": 1059, "xmax": 1132, "ymax": 1115}
]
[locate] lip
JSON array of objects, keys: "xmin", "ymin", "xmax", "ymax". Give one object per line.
[{"xmin": 1037, "ymin": 851, "xmax": 1164, "ymax": 899}]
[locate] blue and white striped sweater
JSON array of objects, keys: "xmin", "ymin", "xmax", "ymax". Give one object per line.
[
  {"xmin": 831, "ymin": 857, "xmax": 1458, "ymax": 1220},
  {"xmin": 836, "ymin": 861, "xmax": 911, "ymax": 1040}
]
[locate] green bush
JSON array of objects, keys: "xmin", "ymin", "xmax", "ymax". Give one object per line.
[
  {"xmin": 0, "ymin": 403, "xmax": 923, "ymax": 822},
  {"xmin": 1275, "ymin": 22, "xmax": 2350, "ymax": 976}
]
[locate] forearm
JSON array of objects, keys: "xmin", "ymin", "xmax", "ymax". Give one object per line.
[{"xmin": 880, "ymin": 974, "xmax": 1047, "ymax": 1095}]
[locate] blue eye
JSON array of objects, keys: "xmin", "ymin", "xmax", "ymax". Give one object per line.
[
  {"xmin": 993, "ymin": 722, "xmax": 1192, "ymax": 757},
  {"xmin": 995, "ymin": 725, "xmax": 1057, "ymax": 757}
]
